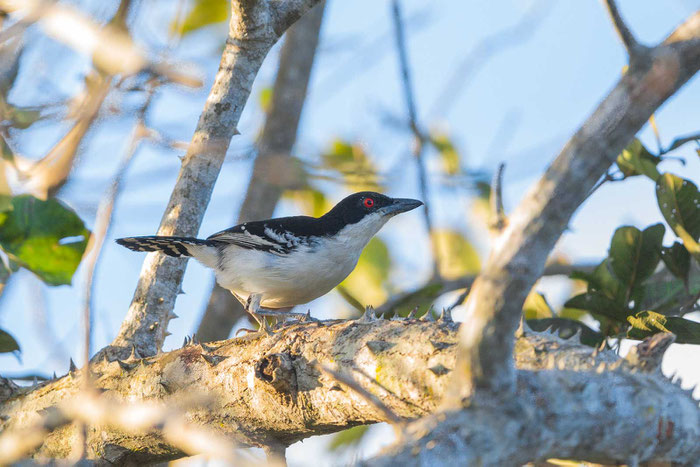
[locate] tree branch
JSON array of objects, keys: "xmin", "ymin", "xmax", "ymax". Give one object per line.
[
  {"xmin": 109, "ymin": 0, "xmax": 321, "ymax": 358},
  {"xmin": 451, "ymin": 9, "xmax": 700, "ymax": 398},
  {"xmin": 196, "ymin": 1, "xmax": 326, "ymax": 342},
  {"xmin": 1, "ymin": 317, "xmax": 633, "ymax": 463},
  {"xmin": 603, "ymin": 0, "xmax": 649, "ymax": 63}
]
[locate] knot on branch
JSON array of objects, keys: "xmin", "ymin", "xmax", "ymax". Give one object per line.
[{"xmin": 255, "ymin": 353, "xmax": 297, "ymax": 394}]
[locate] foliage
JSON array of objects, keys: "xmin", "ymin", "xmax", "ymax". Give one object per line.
[
  {"xmin": 0, "ymin": 328, "xmax": 19, "ymax": 353},
  {"xmin": 0, "ymin": 195, "xmax": 90, "ymax": 286},
  {"xmin": 174, "ymin": 0, "xmax": 229, "ymax": 36}
]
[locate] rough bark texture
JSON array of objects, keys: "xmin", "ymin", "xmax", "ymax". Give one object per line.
[
  {"xmin": 197, "ymin": 2, "xmax": 325, "ymax": 343},
  {"xmin": 110, "ymin": 0, "xmax": 322, "ymax": 359},
  {"xmin": 1, "ymin": 316, "xmax": 660, "ymax": 464},
  {"xmin": 366, "ymin": 368, "xmax": 699, "ymax": 466},
  {"xmin": 454, "ymin": 9, "xmax": 700, "ymax": 397}
]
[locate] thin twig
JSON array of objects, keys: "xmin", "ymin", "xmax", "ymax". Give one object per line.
[
  {"xmin": 391, "ymin": 0, "xmax": 439, "ymax": 278},
  {"xmin": 319, "ymin": 363, "xmax": 403, "ymax": 429},
  {"xmin": 602, "ymin": 0, "xmax": 648, "ymax": 61},
  {"xmin": 489, "ymin": 163, "xmax": 507, "ymax": 233}
]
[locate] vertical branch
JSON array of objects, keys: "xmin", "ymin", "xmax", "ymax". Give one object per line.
[
  {"xmin": 390, "ymin": 0, "xmax": 439, "ymax": 278},
  {"xmin": 110, "ymin": 0, "xmax": 321, "ymax": 358},
  {"xmin": 196, "ymin": 1, "xmax": 326, "ymax": 342}
]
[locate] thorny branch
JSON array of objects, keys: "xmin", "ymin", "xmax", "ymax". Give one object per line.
[
  {"xmin": 451, "ymin": 7, "xmax": 700, "ymax": 398},
  {"xmin": 110, "ymin": 0, "xmax": 322, "ymax": 359},
  {"xmin": 603, "ymin": 0, "xmax": 649, "ymax": 63}
]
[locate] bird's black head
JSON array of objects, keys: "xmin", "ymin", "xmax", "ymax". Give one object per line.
[{"xmin": 323, "ymin": 191, "xmax": 423, "ymax": 225}]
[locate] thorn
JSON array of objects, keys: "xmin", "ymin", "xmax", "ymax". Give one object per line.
[
  {"xmin": 32, "ymin": 376, "xmax": 38, "ymax": 387},
  {"xmin": 164, "ymin": 331, "xmax": 172, "ymax": 337},
  {"xmin": 390, "ymin": 312, "xmax": 402, "ymax": 321},
  {"xmin": 366, "ymin": 340, "xmax": 395, "ymax": 354},
  {"xmin": 361, "ymin": 306, "xmax": 376, "ymax": 322},
  {"xmin": 439, "ymin": 307, "xmax": 452, "ymax": 323},
  {"xmin": 200, "ymin": 342, "xmax": 218, "ymax": 353},
  {"xmin": 429, "ymin": 340, "xmax": 454, "ymax": 351},
  {"xmin": 182, "ymin": 336, "xmax": 190, "ymax": 348},
  {"xmin": 169, "ymin": 312, "xmax": 179, "ymax": 320},
  {"xmin": 542, "ymin": 325, "xmax": 554, "ymax": 335},
  {"xmin": 69, "ymin": 358, "xmax": 77, "ymax": 373},
  {"xmin": 191, "ymin": 334, "xmax": 198, "ymax": 344},
  {"xmin": 177, "ymin": 286, "xmax": 185, "ymax": 295},
  {"xmin": 200, "ymin": 353, "xmax": 228, "ymax": 366},
  {"xmin": 128, "ymin": 345, "xmax": 141, "ymax": 361},
  {"xmin": 52, "ymin": 372, "xmax": 57, "ymax": 380},
  {"xmin": 374, "ymin": 307, "xmax": 383, "ymax": 320},
  {"xmin": 424, "ymin": 307, "xmax": 436, "ymax": 321},
  {"xmin": 429, "ymin": 364, "xmax": 450, "ymax": 376},
  {"xmin": 117, "ymin": 359, "xmax": 136, "ymax": 371},
  {"xmin": 407, "ymin": 306, "xmax": 419, "ymax": 319},
  {"xmin": 570, "ymin": 328, "xmax": 582, "ymax": 344}
]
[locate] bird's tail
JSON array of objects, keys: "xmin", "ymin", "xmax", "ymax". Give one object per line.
[{"xmin": 116, "ymin": 236, "xmax": 217, "ymax": 258}]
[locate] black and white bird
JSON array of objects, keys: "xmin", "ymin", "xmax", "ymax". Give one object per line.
[{"xmin": 117, "ymin": 192, "xmax": 422, "ymax": 326}]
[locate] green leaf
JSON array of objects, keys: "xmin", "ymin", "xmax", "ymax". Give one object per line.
[
  {"xmin": 616, "ymin": 138, "xmax": 661, "ymax": 180},
  {"xmin": 0, "ymin": 195, "xmax": 90, "ymax": 285},
  {"xmin": 328, "ymin": 425, "xmax": 369, "ymax": 451},
  {"xmin": 660, "ymin": 242, "xmax": 691, "ymax": 286},
  {"xmin": 526, "ymin": 318, "xmax": 604, "ymax": 347},
  {"xmin": 564, "ymin": 291, "xmax": 627, "ymax": 321},
  {"xmin": 523, "ymin": 292, "xmax": 554, "ymax": 320},
  {"xmin": 174, "ymin": 0, "xmax": 228, "ymax": 36},
  {"xmin": 7, "ymin": 106, "xmax": 41, "ymax": 129},
  {"xmin": 656, "ymin": 173, "xmax": 700, "ymax": 261},
  {"xmin": 608, "ymin": 224, "xmax": 664, "ymax": 291},
  {"xmin": 431, "ymin": 229, "xmax": 480, "ymax": 280},
  {"xmin": 0, "ymin": 328, "xmax": 19, "ymax": 353},
  {"xmin": 431, "ymin": 132, "xmax": 461, "ymax": 175},
  {"xmin": 627, "ymin": 310, "xmax": 700, "ymax": 344},
  {"xmin": 340, "ymin": 237, "xmax": 391, "ymax": 306},
  {"xmin": 321, "ymin": 140, "xmax": 381, "ymax": 191},
  {"xmin": 573, "ymin": 259, "xmax": 624, "ymax": 303},
  {"xmin": 284, "ymin": 187, "xmax": 332, "ymax": 218}
]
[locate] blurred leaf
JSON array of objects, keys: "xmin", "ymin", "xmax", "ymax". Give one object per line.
[
  {"xmin": 571, "ymin": 259, "xmax": 624, "ymax": 303},
  {"xmin": 431, "ymin": 132, "xmax": 460, "ymax": 175},
  {"xmin": 656, "ymin": 173, "xmax": 700, "ymax": 261},
  {"xmin": 523, "ymin": 291, "xmax": 554, "ymax": 320},
  {"xmin": 259, "ymin": 87, "xmax": 273, "ymax": 113},
  {"xmin": 6, "ymin": 105, "xmax": 41, "ymax": 129},
  {"xmin": 564, "ymin": 291, "xmax": 627, "ymax": 321},
  {"xmin": 431, "ymin": 229, "xmax": 480, "ymax": 280},
  {"xmin": 388, "ymin": 282, "xmax": 445, "ymax": 319},
  {"xmin": 321, "ymin": 139, "xmax": 381, "ymax": 191},
  {"xmin": 0, "ymin": 195, "xmax": 90, "ymax": 285},
  {"xmin": 283, "ymin": 187, "xmax": 333, "ymax": 218},
  {"xmin": 340, "ymin": 237, "xmax": 390, "ymax": 306},
  {"xmin": 660, "ymin": 242, "xmax": 691, "ymax": 287},
  {"xmin": 627, "ymin": 311, "xmax": 700, "ymax": 344},
  {"xmin": 638, "ymin": 265, "xmax": 700, "ymax": 316},
  {"xmin": 608, "ymin": 224, "xmax": 664, "ymax": 292},
  {"xmin": 0, "ymin": 135, "xmax": 13, "ymax": 163},
  {"xmin": 328, "ymin": 425, "xmax": 369, "ymax": 451},
  {"xmin": 174, "ymin": 0, "xmax": 228, "ymax": 36},
  {"xmin": 665, "ymin": 132, "xmax": 700, "ymax": 153},
  {"xmin": 526, "ymin": 318, "xmax": 604, "ymax": 347},
  {"xmin": 0, "ymin": 328, "xmax": 19, "ymax": 353},
  {"xmin": 616, "ymin": 139, "xmax": 661, "ymax": 180}
]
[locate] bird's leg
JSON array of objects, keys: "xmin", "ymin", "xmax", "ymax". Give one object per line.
[
  {"xmin": 255, "ymin": 308, "xmax": 320, "ymax": 324},
  {"xmin": 235, "ymin": 293, "xmax": 273, "ymax": 336}
]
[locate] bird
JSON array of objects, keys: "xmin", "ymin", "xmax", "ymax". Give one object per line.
[{"xmin": 116, "ymin": 192, "xmax": 423, "ymax": 329}]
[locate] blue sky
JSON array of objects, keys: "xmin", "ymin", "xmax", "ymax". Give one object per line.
[{"xmin": 1, "ymin": 0, "xmax": 699, "ymax": 462}]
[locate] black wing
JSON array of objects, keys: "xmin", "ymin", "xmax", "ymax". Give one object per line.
[{"xmin": 206, "ymin": 216, "xmax": 321, "ymax": 254}]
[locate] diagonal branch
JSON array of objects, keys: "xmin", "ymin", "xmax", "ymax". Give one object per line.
[
  {"xmin": 449, "ymin": 8, "xmax": 700, "ymax": 397},
  {"xmin": 109, "ymin": 0, "xmax": 322, "ymax": 359}
]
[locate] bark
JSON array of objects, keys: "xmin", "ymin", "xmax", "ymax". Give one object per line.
[
  {"xmin": 453, "ymin": 8, "xmax": 700, "ymax": 397},
  {"xmin": 110, "ymin": 0, "xmax": 322, "ymax": 359},
  {"xmin": 0, "ymin": 316, "xmax": 644, "ymax": 464},
  {"xmin": 196, "ymin": 2, "xmax": 325, "ymax": 343}
]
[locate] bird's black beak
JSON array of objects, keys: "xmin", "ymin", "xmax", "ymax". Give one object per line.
[{"xmin": 381, "ymin": 198, "xmax": 424, "ymax": 216}]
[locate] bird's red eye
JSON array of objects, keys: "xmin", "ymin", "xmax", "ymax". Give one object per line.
[{"xmin": 363, "ymin": 198, "xmax": 375, "ymax": 208}]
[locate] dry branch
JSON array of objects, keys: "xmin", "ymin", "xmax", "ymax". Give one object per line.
[
  {"xmin": 453, "ymin": 8, "xmax": 700, "ymax": 397},
  {"xmin": 111, "ymin": 0, "xmax": 322, "ymax": 358},
  {"xmin": 0, "ymin": 317, "xmax": 641, "ymax": 463}
]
